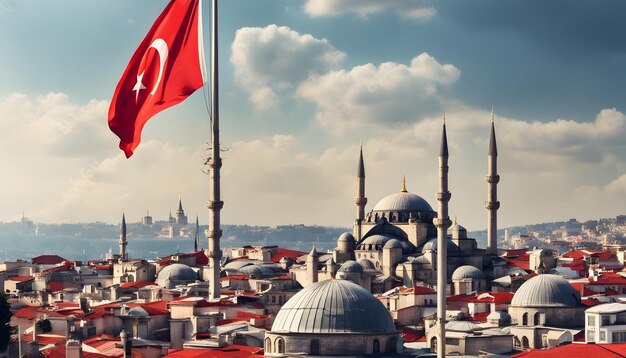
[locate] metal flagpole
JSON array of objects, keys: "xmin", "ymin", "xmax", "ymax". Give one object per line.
[{"xmin": 207, "ymin": 0, "xmax": 223, "ymax": 300}]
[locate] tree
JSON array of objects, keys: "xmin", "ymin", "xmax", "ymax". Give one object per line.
[
  {"xmin": 0, "ymin": 294, "xmax": 12, "ymax": 352},
  {"xmin": 36, "ymin": 319, "xmax": 52, "ymax": 334}
]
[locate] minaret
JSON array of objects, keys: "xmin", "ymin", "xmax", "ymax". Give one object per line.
[
  {"xmin": 486, "ymin": 111, "xmax": 500, "ymax": 255},
  {"xmin": 354, "ymin": 144, "xmax": 367, "ymax": 241},
  {"xmin": 434, "ymin": 115, "xmax": 452, "ymax": 358},
  {"xmin": 119, "ymin": 213, "xmax": 127, "ymax": 260},
  {"xmin": 306, "ymin": 245, "xmax": 319, "ymax": 285},
  {"xmin": 208, "ymin": 0, "xmax": 223, "ymax": 300},
  {"xmin": 194, "ymin": 216, "xmax": 200, "ymax": 252}
]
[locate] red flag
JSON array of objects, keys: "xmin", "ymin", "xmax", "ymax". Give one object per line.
[{"xmin": 108, "ymin": 0, "xmax": 206, "ymax": 158}]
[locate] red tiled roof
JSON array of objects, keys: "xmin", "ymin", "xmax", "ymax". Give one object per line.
[
  {"xmin": 399, "ymin": 286, "xmax": 436, "ymax": 295},
  {"xmin": 95, "ymin": 264, "xmax": 112, "ymax": 270},
  {"xmin": 7, "ymin": 276, "xmax": 34, "ymax": 283},
  {"xmin": 221, "ymin": 274, "xmax": 250, "ymax": 281},
  {"xmin": 128, "ymin": 300, "xmax": 169, "ymax": 315},
  {"xmin": 14, "ymin": 306, "xmax": 65, "ymax": 320},
  {"xmin": 447, "ymin": 292, "xmax": 513, "ymax": 304},
  {"xmin": 464, "ymin": 311, "xmax": 490, "ymax": 322},
  {"xmin": 588, "ymin": 272, "xmax": 626, "ymax": 286},
  {"xmin": 32, "ymin": 255, "xmax": 68, "ymax": 265},
  {"xmin": 581, "ymin": 298, "xmax": 602, "ymax": 307},
  {"xmin": 120, "ymin": 281, "xmax": 155, "ymax": 289},
  {"xmin": 502, "ymin": 256, "xmax": 530, "ymax": 270},
  {"xmin": 511, "ymin": 343, "xmax": 626, "ymax": 357},
  {"xmin": 401, "ymin": 327, "xmax": 426, "ymax": 343},
  {"xmin": 269, "ymin": 248, "xmax": 307, "ymax": 263},
  {"xmin": 164, "ymin": 345, "xmax": 263, "ymax": 358},
  {"xmin": 159, "ymin": 251, "xmax": 209, "ymax": 266}
]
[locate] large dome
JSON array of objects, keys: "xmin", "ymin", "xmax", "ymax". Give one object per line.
[
  {"xmin": 452, "ymin": 265, "xmax": 485, "ymax": 280},
  {"xmin": 270, "ymin": 279, "xmax": 396, "ymax": 334},
  {"xmin": 511, "ymin": 274, "xmax": 581, "ymax": 307},
  {"xmin": 373, "ymin": 191, "xmax": 433, "ymax": 212}
]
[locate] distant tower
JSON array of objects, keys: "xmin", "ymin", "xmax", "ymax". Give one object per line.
[
  {"xmin": 176, "ymin": 199, "xmax": 188, "ymax": 225},
  {"xmin": 141, "ymin": 209, "xmax": 152, "ymax": 225},
  {"xmin": 307, "ymin": 245, "xmax": 319, "ymax": 286},
  {"xmin": 354, "ymin": 144, "xmax": 367, "ymax": 241},
  {"xmin": 119, "ymin": 213, "xmax": 127, "ymax": 260},
  {"xmin": 486, "ymin": 111, "xmax": 500, "ymax": 255},
  {"xmin": 434, "ymin": 116, "xmax": 452, "ymax": 357},
  {"xmin": 194, "ymin": 216, "xmax": 200, "ymax": 252}
]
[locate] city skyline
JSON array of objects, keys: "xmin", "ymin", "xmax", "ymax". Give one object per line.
[{"xmin": 2, "ymin": 0, "xmax": 626, "ymax": 230}]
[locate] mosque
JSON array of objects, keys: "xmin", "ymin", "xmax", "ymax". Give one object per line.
[{"xmin": 291, "ymin": 118, "xmax": 506, "ymax": 293}]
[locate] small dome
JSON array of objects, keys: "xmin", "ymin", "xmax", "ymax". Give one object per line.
[
  {"xmin": 156, "ymin": 263, "xmax": 197, "ymax": 288},
  {"xmin": 452, "ymin": 265, "xmax": 485, "ymax": 280},
  {"xmin": 357, "ymin": 234, "xmax": 415, "ymax": 254},
  {"xmin": 373, "ymin": 191, "xmax": 433, "ymax": 213},
  {"xmin": 270, "ymin": 279, "xmax": 396, "ymax": 333},
  {"xmin": 421, "ymin": 238, "xmax": 458, "ymax": 253},
  {"xmin": 223, "ymin": 259, "xmax": 259, "ymax": 271},
  {"xmin": 358, "ymin": 259, "xmax": 376, "ymax": 270},
  {"xmin": 384, "ymin": 239, "xmax": 404, "ymax": 249},
  {"xmin": 338, "ymin": 232, "xmax": 355, "ymax": 242},
  {"xmin": 487, "ymin": 311, "xmax": 511, "ymax": 323},
  {"xmin": 445, "ymin": 320, "xmax": 481, "ymax": 332},
  {"xmin": 451, "ymin": 220, "xmax": 468, "ymax": 239},
  {"xmin": 338, "ymin": 260, "xmax": 364, "ymax": 273},
  {"xmin": 511, "ymin": 274, "xmax": 581, "ymax": 307},
  {"xmin": 127, "ymin": 307, "xmax": 149, "ymax": 317}
]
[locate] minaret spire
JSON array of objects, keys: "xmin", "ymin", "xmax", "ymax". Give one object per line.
[
  {"xmin": 194, "ymin": 216, "xmax": 200, "ymax": 252},
  {"xmin": 434, "ymin": 115, "xmax": 452, "ymax": 358},
  {"xmin": 119, "ymin": 213, "xmax": 127, "ymax": 260},
  {"xmin": 354, "ymin": 143, "xmax": 367, "ymax": 241},
  {"xmin": 207, "ymin": 0, "xmax": 223, "ymax": 300},
  {"xmin": 486, "ymin": 111, "xmax": 500, "ymax": 255}
]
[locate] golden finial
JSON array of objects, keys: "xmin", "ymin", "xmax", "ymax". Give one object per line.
[{"xmin": 401, "ymin": 176, "xmax": 407, "ymax": 192}]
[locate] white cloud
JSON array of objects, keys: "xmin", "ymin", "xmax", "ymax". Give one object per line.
[
  {"xmin": 304, "ymin": 0, "xmax": 436, "ymax": 21},
  {"xmin": 297, "ymin": 53, "xmax": 460, "ymax": 131},
  {"xmin": 230, "ymin": 25, "xmax": 345, "ymax": 111}
]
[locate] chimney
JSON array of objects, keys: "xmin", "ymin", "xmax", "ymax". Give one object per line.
[
  {"xmin": 120, "ymin": 329, "xmax": 131, "ymax": 358},
  {"xmin": 80, "ymin": 297, "xmax": 90, "ymax": 314},
  {"xmin": 66, "ymin": 339, "xmax": 83, "ymax": 358}
]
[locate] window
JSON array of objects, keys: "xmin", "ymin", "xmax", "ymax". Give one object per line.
[
  {"xmin": 275, "ymin": 338, "xmax": 285, "ymax": 353},
  {"xmin": 373, "ymin": 339, "xmax": 380, "ymax": 353},
  {"xmin": 602, "ymin": 315, "xmax": 611, "ymax": 326},
  {"xmin": 534, "ymin": 312, "xmax": 541, "ymax": 326},
  {"xmin": 522, "ymin": 313, "xmax": 528, "ymax": 325},
  {"xmin": 513, "ymin": 337, "xmax": 521, "ymax": 348},
  {"xmin": 588, "ymin": 315, "xmax": 596, "ymax": 326},
  {"xmin": 612, "ymin": 331, "xmax": 626, "ymax": 342},
  {"xmin": 272, "ymin": 296, "xmax": 276, "ymax": 303},
  {"xmin": 600, "ymin": 331, "xmax": 606, "ymax": 342},
  {"xmin": 522, "ymin": 336, "xmax": 529, "ymax": 349},
  {"xmin": 430, "ymin": 337, "xmax": 437, "ymax": 352},
  {"xmin": 265, "ymin": 338, "xmax": 271, "ymax": 353},
  {"xmin": 278, "ymin": 296, "xmax": 283, "ymax": 304},
  {"xmin": 310, "ymin": 339, "xmax": 320, "ymax": 355},
  {"xmin": 541, "ymin": 334, "xmax": 548, "ymax": 348},
  {"xmin": 587, "ymin": 330, "xmax": 595, "ymax": 343}
]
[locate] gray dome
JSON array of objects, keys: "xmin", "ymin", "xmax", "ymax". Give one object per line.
[
  {"xmin": 270, "ymin": 279, "xmax": 396, "ymax": 333},
  {"xmin": 452, "ymin": 265, "xmax": 485, "ymax": 280},
  {"xmin": 157, "ymin": 264, "xmax": 197, "ymax": 282},
  {"xmin": 511, "ymin": 274, "xmax": 581, "ymax": 307},
  {"xmin": 373, "ymin": 191, "xmax": 433, "ymax": 212},
  {"xmin": 357, "ymin": 234, "xmax": 415, "ymax": 254},
  {"xmin": 223, "ymin": 259, "xmax": 259, "ymax": 271},
  {"xmin": 358, "ymin": 259, "xmax": 376, "ymax": 270},
  {"xmin": 239, "ymin": 264, "xmax": 280, "ymax": 276},
  {"xmin": 338, "ymin": 232, "xmax": 355, "ymax": 242},
  {"xmin": 445, "ymin": 320, "xmax": 481, "ymax": 332},
  {"xmin": 338, "ymin": 260, "xmax": 364, "ymax": 273},
  {"xmin": 409, "ymin": 255, "xmax": 430, "ymax": 264},
  {"xmin": 384, "ymin": 239, "xmax": 404, "ymax": 249},
  {"xmin": 421, "ymin": 238, "xmax": 458, "ymax": 253},
  {"xmin": 127, "ymin": 307, "xmax": 149, "ymax": 317}
]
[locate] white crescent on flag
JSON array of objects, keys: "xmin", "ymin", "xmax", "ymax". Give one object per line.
[{"xmin": 132, "ymin": 38, "xmax": 169, "ymax": 102}]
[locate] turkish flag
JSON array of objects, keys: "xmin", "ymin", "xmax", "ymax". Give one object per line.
[{"xmin": 108, "ymin": 0, "xmax": 206, "ymax": 158}]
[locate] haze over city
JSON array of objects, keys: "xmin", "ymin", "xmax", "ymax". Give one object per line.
[{"xmin": 2, "ymin": 0, "xmax": 626, "ymax": 230}]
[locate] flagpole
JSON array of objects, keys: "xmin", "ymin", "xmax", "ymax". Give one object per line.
[{"xmin": 207, "ymin": 0, "xmax": 223, "ymax": 300}]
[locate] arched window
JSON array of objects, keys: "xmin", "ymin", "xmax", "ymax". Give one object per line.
[
  {"xmin": 387, "ymin": 337, "xmax": 397, "ymax": 353},
  {"xmin": 522, "ymin": 312, "xmax": 528, "ymax": 325},
  {"xmin": 310, "ymin": 339, "xmax": 320, "ymax": 355},
  {"xmin": 513, "ymin": 337, "xmax": 521, "ymax": 348},
  {"xmin": 278, "ymin": 296, "xmax": 283, "ymax": 304},
  {"xmin": 275, "ymin": 337, "xmax": 285, "ymax": 353},
  {"xmin": 373, "ymin": 339, "xmax": 380, "ymax": 353},
  {"xmin": 265, "ymin": 338, "xmax": 272, "ymax": 353},
  {"xmin": 430, "ymin": 337, "xmax": 437, "ymax": 352},
  {"xmin": 272, "ymin": 296, "xmax": 276, "ymax": 303},
  {"xmin": 522, "ymin": 336, "xmax": 530, "ymax": 349},
  {"xmin": 534, "ymin": 312, "xmax": 541, "ymax": 326}
]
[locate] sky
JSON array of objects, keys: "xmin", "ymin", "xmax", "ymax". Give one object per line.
[{"xmin": 1, "ymin": 0, "xmax": 626, "ymax": 231}]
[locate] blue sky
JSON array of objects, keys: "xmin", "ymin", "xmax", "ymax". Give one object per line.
[{"xmin": 1, "ymin": 0, "xmax": 626, "ymax": 230}]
